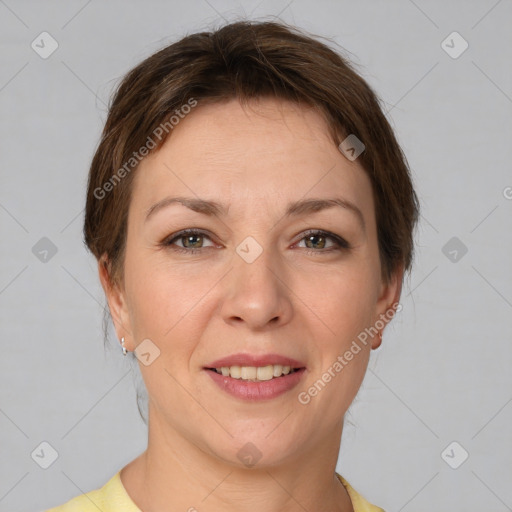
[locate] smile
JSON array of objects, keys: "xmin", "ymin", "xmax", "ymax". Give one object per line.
[{"xmin": 204, "ymin": 354, "xmax": 306, "ymax": 400}]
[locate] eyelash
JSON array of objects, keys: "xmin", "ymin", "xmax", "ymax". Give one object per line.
[{"xmin": 161, "ymin": 228, "xmax": 350, "ymax": 255}]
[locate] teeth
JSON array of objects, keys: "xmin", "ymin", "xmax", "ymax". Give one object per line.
[
  {"xmin": 215, "ymin": 365, "xmax": 298, "ymax": 381},
  {"xmin": 230, "ymin": 365, "xmax": 241, "ymax": 379},
  {"xmin": 256, "ymin": 365, "xmax": 274, "ymax": 381},
  {"xmin": 241, "ymin": 366, "xmax": 257, "ymax": 380}
]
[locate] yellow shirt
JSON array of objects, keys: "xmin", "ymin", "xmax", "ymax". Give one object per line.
[{"xmin": 46, "ymin": 471, "xmax": 384, "ymax": 512}]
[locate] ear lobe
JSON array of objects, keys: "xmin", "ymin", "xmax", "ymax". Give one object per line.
[
  {"xmin": 372, "ymin": 264, "xmax": 404, "ymax": 349},
  {"xmin": 97, "ymin": 254, "xmax": 131, "ymax": 344}
]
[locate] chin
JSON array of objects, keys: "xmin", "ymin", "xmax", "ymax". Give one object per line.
[{"xmin": 203, "ymin": 419, "xmax": 308, "ymax": 470}]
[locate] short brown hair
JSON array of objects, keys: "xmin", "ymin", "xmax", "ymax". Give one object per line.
[{"xmin": 84, "ymin": 20, "xmax": 419, "ymax": 285}]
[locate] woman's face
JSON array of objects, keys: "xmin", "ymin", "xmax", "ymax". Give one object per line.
[{"xmin": 103, "ymin": 98, "xmax": 401, "ymax": 468}]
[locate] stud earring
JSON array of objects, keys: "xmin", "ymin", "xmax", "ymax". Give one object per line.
[{"xmin": 121, "ymin": 337, "xmax": 127, "ymax": 356}]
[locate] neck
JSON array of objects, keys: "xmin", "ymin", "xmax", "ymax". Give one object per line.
[{"xmin": 120, "ymin": 406, "xmax": 353, "ymax": 512}]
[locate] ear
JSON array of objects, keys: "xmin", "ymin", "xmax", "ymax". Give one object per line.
[
  {"xmin": 372, "ymin": 264, "xmax": 404, "ymax": 349},
  {"xmin": 98, "ymin": 254, "xmax": 132, "ymax": 351}
]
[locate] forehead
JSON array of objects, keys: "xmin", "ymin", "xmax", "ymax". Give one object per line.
[{"xmin": 130, "ymin": 98, "xmax": 374, "ymax": 222}]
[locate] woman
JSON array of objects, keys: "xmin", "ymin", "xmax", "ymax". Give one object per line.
[{"xmin": 47, "ymin": 20, "xmax": 419, "ymax": 512}]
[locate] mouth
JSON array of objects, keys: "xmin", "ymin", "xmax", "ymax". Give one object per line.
[{"xmin": 204, "ymin": 354, "xmax": 306, "ymax": 400}]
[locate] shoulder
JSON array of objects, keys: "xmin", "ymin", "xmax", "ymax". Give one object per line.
[
  {"xmin": 45, "ymin": 472, "xmax": 140, "ymax": 512},
  {"xmin": 337, "ymin": 474, "xmax": 386, "ymax": 512}
]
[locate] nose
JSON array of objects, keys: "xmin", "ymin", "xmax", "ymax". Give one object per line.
[{"xmin": 220, "ymin": 245, "xmax": 294, "ymax": 331}]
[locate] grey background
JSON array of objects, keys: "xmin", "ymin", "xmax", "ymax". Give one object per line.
[{"xmin": 1, "ymin": 1, "xmax": 511, "ymax": 511}]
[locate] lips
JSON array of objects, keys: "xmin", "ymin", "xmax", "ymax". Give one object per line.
[
  {"xmin": 204, "ymin": 353, "xmax": 306, "ymax": 401},
  {"xmin": 206, "ymin": 353, "xmax": 305, "ymax": 369}
]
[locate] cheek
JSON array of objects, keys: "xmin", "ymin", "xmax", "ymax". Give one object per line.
[
  {"xmin": 123, "ymin": 253, "xmax": 214, "ymax": 351},
  {"xmin": 298, "ymin": 262, "xmax": 378, "ymax": 337},
  {"xmin": 292, "ymin": 263, "xmax": 378, "ymax": 403}
]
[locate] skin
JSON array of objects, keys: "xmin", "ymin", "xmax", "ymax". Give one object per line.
[{"xmin": 99, "ymin": 97, "xmax": 402, "ymax": 512}]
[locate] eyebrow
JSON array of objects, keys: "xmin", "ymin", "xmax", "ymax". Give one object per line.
[
  {"xmin": 145, "ymin": 197, "xmax": 225, "ymax": 220},
  {"xmin": 145, "ymin": 196, "xmax": 365, "ymax": 230},
  {"xmin": 285, "ymin": 198, "xmax": 365, "ymax": 230}
]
